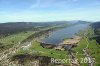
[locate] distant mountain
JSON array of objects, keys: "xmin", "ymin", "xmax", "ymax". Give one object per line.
[
  {"xmin": 90, "ymin": 22, "xmax": 100, "ymax": 44},
  {"xmin": 91, "ymin": 22, "xmax": 100, "ymax": 29},
  {"xmin": 0, "ymin": 21, "xmax": 91, "ymax": 36},
  {"xmin": 0, "ymin": 21, "xmax": 70, "ymax": 27},
  {"xmin": 0, "ymin": 21, "xmax": 69, "ymax": 36},
  {"xmin": 72, "ymin": 20, "xmax": 90, "ymax": 24}
]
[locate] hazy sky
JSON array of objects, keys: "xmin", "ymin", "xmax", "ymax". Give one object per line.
[{"xmin": 0, "ymin": 0, "xmax": 100, "ymax": 22}]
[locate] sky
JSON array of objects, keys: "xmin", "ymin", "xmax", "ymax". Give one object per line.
[{"xmin": 0, "ymin": 0, "xmax": 100, "ymax": 23}]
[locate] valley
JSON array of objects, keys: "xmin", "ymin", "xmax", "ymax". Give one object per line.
[{"xmin": 0, "ymin": 21, "xmax": 100, "ymax": 66}]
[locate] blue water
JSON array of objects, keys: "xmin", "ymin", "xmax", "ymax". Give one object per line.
[{"xmin": 42, "ymin": 24, "xmax": 89, "ymax": 44}]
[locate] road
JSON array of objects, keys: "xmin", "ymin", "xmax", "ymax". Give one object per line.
[
  {"xmin": 68, "ymin": 50, "xmax": 81, "ymax": 66},
  {"xmin": 83, "ymin": 48, "xmax": 95, "ymax": 66}
]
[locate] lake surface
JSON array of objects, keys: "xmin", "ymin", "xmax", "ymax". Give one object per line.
[{"xmin": 42, "ymin": 24, "xmax": 89, "ymax": 44}]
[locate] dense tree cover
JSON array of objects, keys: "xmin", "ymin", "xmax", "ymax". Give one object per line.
[
  {"xmin": 0, "ymin": 21, "xmax": 90, "ymax": 37},
  {"xmin": 91, "ymin": 22, "xmax": 100, "ymax": 44},
  {"xmin": 0, "ymin": 21, "xmax": 69, "ymax": 37}
]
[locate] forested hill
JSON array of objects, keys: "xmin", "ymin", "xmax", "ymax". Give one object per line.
[
  {"xmin": 0, "ymin": 22, "xmax": 66, "ymax": 28},
  {"xmin": 91, "ymin": 22, "xmax": 100, "ymax": 44},
  {"xmin": 91, "ymin": 22, "xmax": 100, "ymax": 29},
  {"xmin": 0, "ymin": 21, "xmax": 69, "ymax": 36},
  {"xmin": 0, "ymin": 21, "xmax": 90, "ymax": 37}
]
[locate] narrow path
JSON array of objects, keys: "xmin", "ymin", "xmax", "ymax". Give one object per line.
[
  {"xmin": 83, "ymin": 33, "xmax": 95, "ymax": 66},
  {"xmin": 68, "ymin": 50, "xmax": 81, "ymax": 66},
  {"xmin": 83, "ymin": 48, "xmax": 95, "ymax": 66},
  {"xmin": 0, "ymin": 41, "xmax": 32, "ymax": 66}
]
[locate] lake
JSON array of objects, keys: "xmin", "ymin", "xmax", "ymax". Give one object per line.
[{"xmin": 42, "ymin": 23, "xmax": 89, "ymax": 44}]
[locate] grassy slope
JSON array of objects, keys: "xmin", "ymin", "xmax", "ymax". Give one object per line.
[
  {"xmin": 16, "ymin": 41, "xmax": 70, "ymax": 65},
  {"xmin": 30, "ymin": 41, "xmax": 68, "ymax": 59},
  {"xmin": 74, "ymin": 38, "xmax": 100, "ymax": 66},
  {"xmin": 0, "ymin": 31, "xmax": 34, "ymax": 44},
  {"xmin": 73, "ymin": 27, "xmax": 100, "ymax": 66},
  {"xmin": 88, "ymin": 40, "xmax": 100, "ymax": 66},
  {"xmin": 15, "ymin": 26, "xmax": 100, "ymax": 66},
  {"xmin": 0, "ymin": 31, "xmax": 34, "ymax": 51},
  {"xmin": 1, "ymin": 25, "xmax": 99, "ymax": 66},
  {"xmin": 16, "ymin": 41, "xmax": 68, "ymax": 59}
]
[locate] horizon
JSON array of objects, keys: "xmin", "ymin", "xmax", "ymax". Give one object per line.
[
  {"xmin": 0, "ymin": 0, "xmax": 100, "ymax": 23},
  {"xmin": 0, "ymin": 20, "xmax": 99, "ymax": 23}
]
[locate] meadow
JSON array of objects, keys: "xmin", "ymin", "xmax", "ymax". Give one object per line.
[{"xmin": 0, "ymin": 31, "xmax": 34, "ymax": 51}]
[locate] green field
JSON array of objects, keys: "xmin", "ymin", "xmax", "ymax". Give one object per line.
[
  {"xmin": 0, "ymin": 26, "xmax": 99, "ymax": 66},
  {"xmin": 0, "ymin": 31, "xmax": 34, "ymax": 44},
  {"xmin": 16, "ymin": 41, "xmax": 68, "ymax": 59},
  {"xmin": 15, "ymin": 41, "xmax": 70, "ymax": 65},
  {"xmin": 73, "ymin": 38, "xmax": 100, "ymax": 66},
  {"xmin": 0, "ymin": 31, "xmax": 34, "ymax": 51},
  {"xmin": 73, "ymin": 27, "xmax": 100, "ymax": 66}
]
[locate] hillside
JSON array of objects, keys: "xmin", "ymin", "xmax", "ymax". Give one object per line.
[
  {"xmin": 91, "ymin": 22, "xmax": 100, "ymax": 44},
  {"xmin": 0, "ymin": 21, "xmax": 69, "ymax": 36}
]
